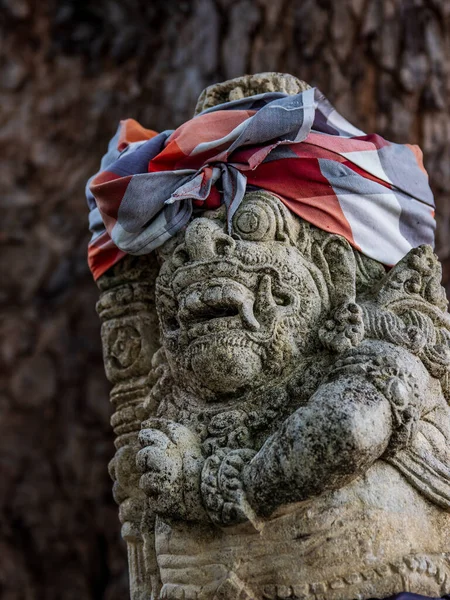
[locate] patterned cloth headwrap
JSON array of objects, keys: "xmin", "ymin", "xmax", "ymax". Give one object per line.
[{"xmin": 87, "ymin": 87, "xmax": 435, "ymax": 280}]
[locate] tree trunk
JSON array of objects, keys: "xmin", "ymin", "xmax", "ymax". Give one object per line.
[{"xmin": 1, "ymin": 0, "xmax": 449, "ymax": 598}]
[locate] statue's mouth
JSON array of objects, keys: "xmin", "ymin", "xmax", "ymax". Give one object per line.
[
  {"xmin": 177, "ymin": 278, "xmax": 260, "ymax": 339},
  {"xmin": 158, "ymin": 259, "xmax": 302, "ymax": 346}
]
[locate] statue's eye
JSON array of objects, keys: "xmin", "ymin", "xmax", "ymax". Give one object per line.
[{"xmin": 232, "ymin": 202, "xmax": 276, "ymax": 241}]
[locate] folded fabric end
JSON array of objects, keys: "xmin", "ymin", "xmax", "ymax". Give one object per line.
[{"xmin": 88, "ymin": 232, "xmax": 127, "ymax": 281}]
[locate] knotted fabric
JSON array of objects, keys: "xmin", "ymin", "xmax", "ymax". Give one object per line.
[{"xmin": 87, "ymin": 88, "xmax": 435, "ymax": 280}]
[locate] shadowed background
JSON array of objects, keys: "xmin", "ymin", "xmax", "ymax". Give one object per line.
[{"xmin": 1, "ymin": 1, "xmax": 450, "ymax": 598}]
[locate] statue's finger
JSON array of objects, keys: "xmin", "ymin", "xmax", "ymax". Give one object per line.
[
  {"xmin": 142, "ymin": 418, "xmax": 199, "ymax": 448},
  {"xmin": 136, "ymin": 446, "xmax": 167, "ymax": 473},
  {"xmin": 224, "ymin": 454, "xmax": 244, "ymax": 470},
  {"xmin": 138, "ymin": 427, "xmax": 171, "ymax": 449},
  {"xmin": 221, "ymin": 463, "xmax": 240, "ymax": 478},
  {"xmin": 139, "ymin": 472, "xmax": 163, "ymax": 496}
]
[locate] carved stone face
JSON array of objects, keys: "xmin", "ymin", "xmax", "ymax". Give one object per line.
[{"xmin": 155, "ymin": 192, "xmax": 325, "ymax": 395}]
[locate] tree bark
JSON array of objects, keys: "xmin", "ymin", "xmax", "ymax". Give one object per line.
[{"xmin": 1, "ymin": 0, "xmax": 449, "ymax": 598}]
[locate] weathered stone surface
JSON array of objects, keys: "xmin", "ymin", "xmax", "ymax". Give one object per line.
[
  {"xmin": 194, "ymin": 72, "xmax": 311, "ymax": 114},
  {"xmin": 97, "ymin": 74, "xmax": 450, "ymax": 600}
]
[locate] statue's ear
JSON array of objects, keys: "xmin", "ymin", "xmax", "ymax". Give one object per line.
[{"xmin": 315, "ymin": 236, "xmax": 365, "ymax": 352}]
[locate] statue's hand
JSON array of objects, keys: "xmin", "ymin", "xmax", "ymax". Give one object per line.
[
  {"xmin": 202, "ymin": 448, "xmax": 256, "ymax": 526},
  {"xmin": 136, "ymin": 418, "xmax": 204, "ymax": 520}
]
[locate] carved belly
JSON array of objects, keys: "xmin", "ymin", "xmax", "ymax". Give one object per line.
[{"xmin": 155, "ymin": 462, "xmax": 450, "ymax": 600}]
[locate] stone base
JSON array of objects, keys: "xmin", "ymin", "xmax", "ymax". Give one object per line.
[{"xmin": 155, "ymin": 463, "xmax": 450, "ymax": 600}]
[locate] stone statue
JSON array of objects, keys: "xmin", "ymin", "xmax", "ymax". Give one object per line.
[{"xmin": 93, "ymin": 74, "xmax": 450, "ymax": 600}]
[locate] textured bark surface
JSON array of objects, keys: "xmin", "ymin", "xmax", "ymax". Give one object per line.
[{"xmin": 1, "ymin": 1, "xmax": 450, "ymax": 598}]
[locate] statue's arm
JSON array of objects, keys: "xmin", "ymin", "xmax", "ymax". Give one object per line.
[
  {"xmin": 243, "ymin": 373, "xmax": 392, "ymax": 516},
  {"xmin": 242, "ymin": 343, "xmax": 429, "ymax": 517}
]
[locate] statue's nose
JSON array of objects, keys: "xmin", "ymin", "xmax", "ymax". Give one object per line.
[{"xmin": 183, "ymin": 218, "xmax": 235, "ymax": 261}]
